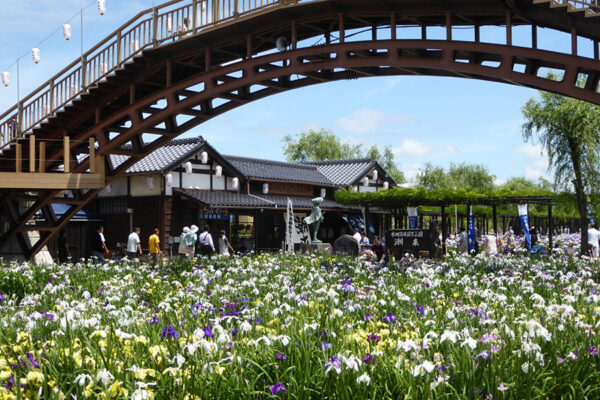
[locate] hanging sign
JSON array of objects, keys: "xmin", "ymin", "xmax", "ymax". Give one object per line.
[
  {"xmin": 518, "ymin": 204, "xmax": 531, "ymax": 251},
  {"xmin": 286, "ymin": 198, "xmax": 295, "ymax": 253},
  {"xmin": 468, "ymin": 205, "xmax": 476, "ymax": 252},
  {"xmin": 386, "ymin": 229, "xmax": 433, "ymax": 255},
  {"xmin": 408, "ymin": 207, "xmax": 418, "ymax": 229}
]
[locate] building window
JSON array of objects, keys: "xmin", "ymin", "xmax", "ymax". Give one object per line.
[{"xmin": 99, "ymin": 198, "xmax": 128, "ymax": 215}]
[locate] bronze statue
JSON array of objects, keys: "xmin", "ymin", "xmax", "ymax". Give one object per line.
[{"xmin": 304, "ymin": 197, "xmax": 324, "ymax": 243}]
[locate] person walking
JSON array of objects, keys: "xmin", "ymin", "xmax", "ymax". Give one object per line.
[
  {"xmin": 57, "ymin": 229, "xmax": 71, "ymax": 264},
  {"xmin": 149, "ymin": 228, "xmax": 162, "ymax": 264},
  {"xmin": 184, "ymin": 225, "xmax": 198, "ymax": 258},
  {"xmin": 458, "ymin": 227, "xmax": 468, "ymax": 254},
  {"xmin": 219, "ymin": 230, "xmax": 235, "ymax": 257},
  {"xmin": 198, "ymin": 226, "xmax": 215, "ymax": 258},
  {"xmin": 178, "ymin": 227, "xmax": 190, "ymax": 258},
  {"xmin": 90, "ymin": 225, "xmax": 109, "ymax": 263},
  {"xmin": 127, "ymin": 227, "xmax": 142, "ymax": 259},
  {"xmin": 352, "ymin": 228, "xmax": 361, "ymax": 244},
  {"xmin": 587, "ymin": 223, "xmax": 600, "ymax": 258},
  {"xmin": 484, "ymin": 229, "xmax": 499, "ymax": 255}
]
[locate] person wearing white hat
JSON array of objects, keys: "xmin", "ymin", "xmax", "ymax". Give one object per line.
[
  {"xmin": 183, "ymin": 225, "xmax": 198, "ymax": 258},
  {"xmin": 178, "ymin": 227, "xmax": 190, "ymax": 258}
]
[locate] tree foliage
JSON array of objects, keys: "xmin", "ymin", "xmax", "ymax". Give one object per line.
[
  {"xmin": 283, "ymin": 128, "xmax": 406, "ymax": 183},
  {"xmin": 522, "ymin": 86, "xmax": 600, "ymax": 254},
  {"xmin": 416, "ymin": 162, "xmax": 495, "ymax": 191}
]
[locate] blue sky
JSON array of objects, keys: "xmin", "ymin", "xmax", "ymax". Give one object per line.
[{"xmin": 0, "ymin": 0, "xmax": 589, "ymax": 184}]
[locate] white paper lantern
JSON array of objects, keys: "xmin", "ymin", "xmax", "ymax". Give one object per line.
[
  {"xmin": 147, "ymin": 177, "xmax": 154, "ymax": 190},
  {"xmin": 97, "ymin": 0, "xmax": 106, "ymax": 15},
  {"xmin": 166, "ymin": 173, "xmax": 173, "ymax": 186},
  {"xmin": 262, "ymin": 183, "xmax": 269, "ymax": 195},
  {"xmin": 362, "ymin": 176, "xmax": 369, "ymax": 186},
  {"xmin": 185, "ymin": 161, "xmax": 192, "ymax": 175},
  {"xmin": 372, "ymin": 170, "xmax": 378, "ymax": 181},
  {"xmin": 200, "ymin": 151, "xmax": 208, "ymax": 164},
  {"xmin": 32, "ymin": 48, "xmax": 40, "ymax": 64},
  {"xmin": 2, "ymin": 71, "xmax": 9, "ymax": 87},
  {"xmin": 320, "ymin": 188, "xmax": 326, "ymax": 198},
  {"xmin": 105, "ymin": 183, "xmax": 112, "ymax": 193},
  {"xmin": 62, "ymin": 24, "xmax": 72, "ymax": 40},
  {"xmin": 383, "ymin": 181, "xmax": 389, "ymax": 190},
  {"xmin": 232, "ymin": 177, "xmax": 239, "ymax": 190},
  {"xmin": 166, "ymin": 17, "xmax": 173, "ymax": 34},
  {"xmin": 98, "ymin": 62, "xmax": 108, "ymax": 75},
  {"xmin": 131, "ymin": 40, "xmax": 140, "ymax": 52},
  {"xmin": 215, "ymin": 165, "xmax": 222, "ymax": 177}
]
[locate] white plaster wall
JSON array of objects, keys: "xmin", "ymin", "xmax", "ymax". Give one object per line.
[
  {"xmin": 131, "ymin": 174, "xmax": 162, "ymax": 196},
  {"xmin": 213, "ymin": 174, "xmax": 225, "ymax": 190},
  {"xmin": 98, "ymin": 176, "xmax": 127, "ymax": 197},
  {"xmin": 181, "ymin": 173, "xmax": 210, "ymax": 189}
]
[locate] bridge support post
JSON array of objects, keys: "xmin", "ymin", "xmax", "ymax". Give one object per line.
[
  {"xmin": 390, "ymin": 12, "xmax": 396, "ymax": 40},
  {"xmin": 506, "ymin": 11, "xmax": 512, "ymax": 46},
  {"xmin": 339, "ymin": 14, "xmax": 345, "ymax": 43},
  {"xmin": 571, "ymin": 27, "xmax": 577, "ymax": 56},
  {"xmin": 446, "ymin": 11, "xmax": 452, "ymax": 41}
]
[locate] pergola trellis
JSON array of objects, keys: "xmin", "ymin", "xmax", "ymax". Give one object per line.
[{"xmin": 341, "ymin": 193, "xmax": 555, "ymax": 254}]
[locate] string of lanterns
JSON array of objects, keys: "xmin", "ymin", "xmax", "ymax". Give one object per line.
[{"xmin": 2, "ymin": 0, "xmax": 106, "ymax": 88}]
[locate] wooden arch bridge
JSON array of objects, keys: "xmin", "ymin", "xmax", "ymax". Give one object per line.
[{"xmin": 0, "ymin": 0, "xmax": 600, "ymax": 259}]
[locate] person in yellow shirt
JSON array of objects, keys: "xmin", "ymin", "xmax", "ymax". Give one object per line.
[{"xmin": 149, "ymin": 228, "xmax": 162, "ymax": 264}]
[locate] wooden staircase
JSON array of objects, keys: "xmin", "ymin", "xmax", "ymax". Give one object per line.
[{"xmin": 532, "ymin": 0, "xmax": 600, "ymax": 17}]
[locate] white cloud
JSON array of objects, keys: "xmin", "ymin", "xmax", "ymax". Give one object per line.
[
  {"xmin": 393, "ymin": 140, "xmax": 431, "ymax": 158},
  {"xmin": 494, "ymin": 177, "xmax": 507, "ymax": 186},
  {"xmin": 335, "ymin": 108, "xmax": 404, "ymax": 135},
  {"xmin": 524, "ymin": 166, "xmax": 551, "ymax": 181},
  {"xmin": 401, "ymin": 162, "xmax": 423, "ymax": 183},
  {"xmin": 446, "ymin": 144, "xmax": 458, "ymax": 154},
  {"xmin": 515, "ymin": 143, "xmax": 544, "ymax": 159}
]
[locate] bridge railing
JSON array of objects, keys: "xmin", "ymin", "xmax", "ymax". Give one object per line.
[{"xmin": 0, "ymin": 0, "xmax": 300, "ymax": 151}]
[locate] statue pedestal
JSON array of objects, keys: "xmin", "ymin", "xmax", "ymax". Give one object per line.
[{"xmin": 294, "ymin": 243, "xmax": 332, "ymax": 253}]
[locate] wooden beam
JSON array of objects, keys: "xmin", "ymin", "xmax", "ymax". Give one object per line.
[
  {"xmin": 63, "ymin": 136, "xmax": 70, "ymax": 173},
  {"xmin": 38, "ymin": 141, "xmax": 46, "ymax": 173},
  {"xmin": 0, "ymin": 173, "xmax": 104, "ymax": 189},
  {"xmin": 89, "ymin": 137, "xmax": 96, "ymax": 173},
  {"xmin": 15, "ymin": 143, "xmax": 22, "ymax": 173},
  {"xmin": 29, "ymin": 135, "xmax": 35, "ymax": 172}
]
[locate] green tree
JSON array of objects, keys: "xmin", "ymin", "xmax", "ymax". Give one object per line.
[
  {"xmin": 416, "ymin": 162, "xmax": 495, "ymax": 191},
  {"xmin": 283, "ymin": 129, "xmax": 406, "ymax": 183},
  {"xmin": 448, "ymin": 162, "xmax": 496, "ymax": 192},
  {"xmin": 522, "ymin": 89, "xmax": 600, "ymax": 255},
  {"xmin": 282, "ymin": 129, "xmax": 362, "ymax": 162},
  {"xmin": 415, "ymin": 162, "xmax": 448, "ymax": 190},
  {"xmin": 366, "ymin": 145, "xmax": 406, "ymax": 184}
]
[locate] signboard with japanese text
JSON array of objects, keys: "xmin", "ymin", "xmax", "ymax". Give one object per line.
[
  {"xmin": 284, "ymin": 212, "xmax": 310, "ymax": 244},
  {"xmin": 199, "ymin": 207, "xmax": 230, "ymax": 221},
  {"xmin": 386, "ymin": 229, "xmax": 433, "ymax": 257}
]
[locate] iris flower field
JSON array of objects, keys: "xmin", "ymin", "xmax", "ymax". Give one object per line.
[{"xmin": 1, "ymin": 251, "xmax": 600, "ymax": 399}]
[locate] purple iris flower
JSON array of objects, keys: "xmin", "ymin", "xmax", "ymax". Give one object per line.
[
  {"xmin": 0, "ymin": 294, "xmax": 5, "ymax": 302},
  {"xmin": 325, "ymin": 356, "xmax": 341, "ymax": 371},
  {"xmin": 26, "ymin": 353, "xmax": 40, "ymax": 368},
  {"xmin": 148, "ymin": 316, "xmax": 159, "ymax": 325},
  {"xmin": 320, "ymin": 342, "xmax": 332, "ymax": 351},
  {"xmin": 590, "ymin": 346, "xmax": 599, "ymax": 356},
  {"xmin": 363, "ymin": 354, "xmax": 375, "ymax": 364},
  {"xmin": 275, "ymin": 352, "xmax": 288, "ymax": 360},
  {"xmin": 383, "ymin": 312, "xmax": 397, "ymax": 323},
  {"xmin": 367, "ymin": 333, "xmax": 381, "ymax": 344},
  {"xmin": 475, "ymin": 351, "xmax": 489, "ymax": 360},
  {"xmin": 231, "ymin": 328, "xmax": 238, "ymax": 336},
  {"xmin": 270, "ymin": 382, "xmax": 287, "ymax": 395},
  {"xmin": 416, "ymin": 306, "xmax": 424, "ymax": 316},
  {"xmin": 161, "ymin": 324, "xmax": 178, "ymax": 340},
  {"xmin": 364, "ymin": 313, "xmax": 374, "ymax": 321},
  {"xmin": 203, "ymin": 324, "xmax": 214, "ymax": 338},
  {"xmin": 4, "ymin": 375, "xmax": 14, "ymax": 390},
  {"xmin": 342, "ymin": 281, "xmax": 355, "ymax": 293}
]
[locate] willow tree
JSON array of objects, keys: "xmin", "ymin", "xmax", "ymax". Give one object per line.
[{"xmin": 522, "ymin": 87, "xmax": 600, "ymax": 255}]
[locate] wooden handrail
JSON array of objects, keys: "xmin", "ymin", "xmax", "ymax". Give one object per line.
[{"xmin": 0, "ymin": 0, "xmax": 295, "ymax": 150}]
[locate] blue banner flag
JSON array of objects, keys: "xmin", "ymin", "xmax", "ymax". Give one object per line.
[
  {"xmin": 408, "ymin": 207, "xmax": 418, "ymax": 230},
  {"xmin": 468, "ymin": 206, "xmax": 476, "ymax": 252},
  {"xmin": 518, "ymin": 204, "xmax": 531, "ymax": 251}
]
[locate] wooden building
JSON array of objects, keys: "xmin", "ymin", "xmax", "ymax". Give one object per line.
[{"xmin": 86, "ymin": 136, "xmax": 396, "ymax": 255}]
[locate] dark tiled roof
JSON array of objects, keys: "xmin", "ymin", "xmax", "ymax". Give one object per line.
[
  {"xmin": 175, "ymin": 189, "xmax": 358, "ymax": 210},
  {"xmin": 223, "ymin": 155, "xmax": 333, "ymax": 186},
  {"xmin": 110, "ymin": 137, "xmax": 205, "ymax": 174},
  {"xmin": 302, "ymin": 159, "xmax": 377, "ymax": 186}
]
